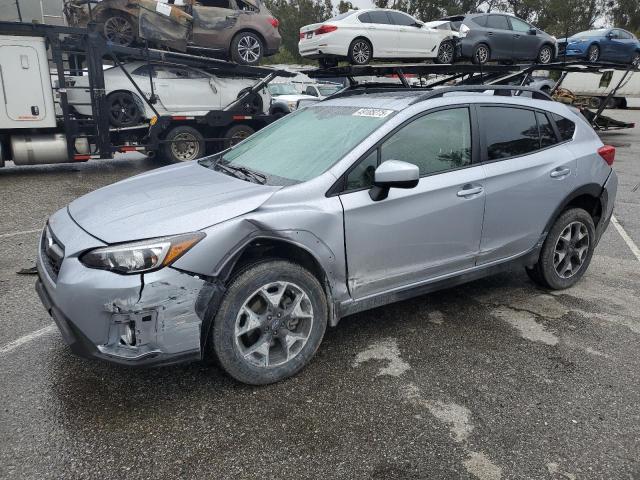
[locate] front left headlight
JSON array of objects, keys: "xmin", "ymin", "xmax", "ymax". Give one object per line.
[
  {"xmin": 287, "ymin": 101, "xmax": 298, "ymax": 111},
  {"xmin": 80, "ymin": 232, "xmax": 205, "ymax": 274}
]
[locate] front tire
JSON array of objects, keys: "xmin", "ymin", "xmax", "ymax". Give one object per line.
[
  {"xmin": 537, "ymin": 45, "xmax": 553, "ymax": 64},
  {"xmin": 631, "ymin": 52, "xmax": 640, "ymax": 66},
  {"xmin": 435, "ymin": 41, "xmax": 455, "ymax": 64},
  {"xmin": 212, "ymin": 260, "xmax": 328, "ymax": 385},
  {"xmin": 162, "ymin": 125, "xmax": 205, "ymax": 163},
  {"xmin": 103, "ymin": 13, "xmax": 135, "ymax": 46},
  {"xmin": 231, "ymin": 32, "xmax": 263, "ymax": 65},
  {"xmin": 348, "ymin": 38, "xmax": 373, "ymax": 65},
  {"xmin": 587, "ymin": 44, "xmax": 600, "ymax": 62},
  {"xmin": 526, "ymin": 208, "xmax": 596, "ymax": 290}
]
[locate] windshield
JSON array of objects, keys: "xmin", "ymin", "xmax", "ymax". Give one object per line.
[
  {"xmin": 201, "ymin": 105, "xmax": 394, "ymax": 185},
  {"xmin": 318, "ymin": 85, "xmax": 342, "ymax": 96},
  {"xmin": 268, "ymin": 83, "xmax": 299, "ymax": 96},
  {"xmin": 573, "ymin": 29, "xmax": 608, "ymax": 38}
]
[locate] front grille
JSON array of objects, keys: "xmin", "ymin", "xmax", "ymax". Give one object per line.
[{"xmin": 41, "ymin": 225, "xmax": 64, "ymax": 282}]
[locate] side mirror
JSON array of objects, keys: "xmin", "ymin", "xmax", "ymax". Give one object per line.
[
  {"xmin": 369, "ymin": 160, "xmax": 419, "ymax": 201},
  {"xmin": 528, "ymin": 28, "xmax": 537, "ymax": 35}
]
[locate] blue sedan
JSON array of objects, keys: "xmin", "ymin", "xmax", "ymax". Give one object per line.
[{"xmin": 559, "ymin": 28, "xmax": 640, "ymax": 64}]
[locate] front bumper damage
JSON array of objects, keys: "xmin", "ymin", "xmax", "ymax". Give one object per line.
[{"xmin": 36, "ymin": 209, "xmax": 223, "ymax": 367}]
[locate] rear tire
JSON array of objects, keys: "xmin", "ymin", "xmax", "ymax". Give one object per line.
[
  {"xmin": 212, "ymin": 260, "xmax": 328, "ymax": 385},
  {"xmin": 471, "ymin": 43, "xmax": 490, "ymax": 64},
  {"xmin": 435, "ymin": 41, "xmax": 455, "ymax": 64},
  {"xmin": 231, "ymin": 32, "xmax": 263, "ymax": 65},
  {"xmin": 162, "ymin": 125, "xmax": 205, "ymax": 163},
  {"xmin": 348, "ymin": 38, "xmax": 373, "ymax": 65},
  {"xmin": 525, "ymin": 208, "xmax": 596, "ymax": 290},
  {"xmin": 631, "ymin": 52, "xmax": 640, "ymax": 66}
]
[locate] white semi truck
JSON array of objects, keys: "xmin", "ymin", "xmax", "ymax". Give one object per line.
[{"xmin": 560, "ymin": 69, "xmax": 640, "ymax": 108}]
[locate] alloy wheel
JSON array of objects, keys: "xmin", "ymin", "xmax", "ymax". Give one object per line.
[
  {"xmin": 170, "ymin": 132, "xmax": 200, "ymax": 161},
  {"xmin": 539, "ymin": 46, "xmax": 552, "ymax": 64},
  {"xmin": 237, "ymin": 35, "xmax": 261, "ymax": 64},
  {"xmin": 475, "ymin": 45, "xmax": 489, "ymax": 64},
  {"xmin": 234, "ymin": 281, "xmax": 314, "ymax": 368},
  {"xmin": 352, "ymin": 41, "xmax": 371, "ymax": 65},
  {"xmin": 588, "ymin": 45, "xmax": 600, "ymax": 62},
  {"xmin": 553, "ymin": 221, "xmax": 590, "ymax": 279},
  {"xmin": 437, "ymin": 42, "xmax": 454, "ymax": 63},
  {"xmin": 104, "ymin": 16, "xmax": 134, "ymax": 46},
  {"xmin": 109, "ymin": 94, "xmax": 138, "ymax": 126}
]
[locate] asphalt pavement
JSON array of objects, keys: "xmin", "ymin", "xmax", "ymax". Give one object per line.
[{"xmin": 0, "ymin": 111, "xmax": 639, "ymax": 479}]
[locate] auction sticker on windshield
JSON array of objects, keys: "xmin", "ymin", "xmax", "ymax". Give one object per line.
[{"xmin": 353, "ymin": 108, "xmax": 394, "ymax": 118}]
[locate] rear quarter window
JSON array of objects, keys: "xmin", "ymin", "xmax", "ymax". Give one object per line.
[{"xmin": 552, "ymin": 113, "xmax": 576, "ymax": 141}]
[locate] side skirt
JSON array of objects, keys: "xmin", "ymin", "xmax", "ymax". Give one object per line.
[{"xmin": 334, "ymin": 245, "xmax": 541, "ymax": 322}]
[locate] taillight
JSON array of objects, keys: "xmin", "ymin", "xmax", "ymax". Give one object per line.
[
  {"xmin": 598, "ymin": 145, "xmax": 615, "ymax": 166},
  {"xmin": 299, "ymin": 32, "xmax": 305, "ymax": 40},
  {"xmin": 268, "ymin": 17, "xmax": 279, "ymax": 28},
  {"xmin": 315, "ymin": 24, "xmax": 338, "ymax": 35}
]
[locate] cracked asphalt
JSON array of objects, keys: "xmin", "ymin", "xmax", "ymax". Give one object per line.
[{"xmin": 1, "ymin": 111, "xmax": 639, "ymax": 479}]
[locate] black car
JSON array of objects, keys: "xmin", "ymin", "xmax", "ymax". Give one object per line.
[{"xmin": 442, "ymin": 13, "xmax": 557, "ymax": 64}]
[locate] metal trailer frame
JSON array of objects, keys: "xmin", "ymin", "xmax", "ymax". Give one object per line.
[
  {"xmin": 0, "ymin": 20, "xmax": 294, "ymax": 163},
  {"xmin": 305, "ymin": 61, "xmax": 639, "ymax": 131}
]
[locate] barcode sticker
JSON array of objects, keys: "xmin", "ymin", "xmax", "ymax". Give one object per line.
[{"xmin": 353, "ymin": 108, "xmax": 393, "ymax": 118}]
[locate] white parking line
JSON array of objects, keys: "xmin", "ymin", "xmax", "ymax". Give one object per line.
[
  {"xmin": 0, "ymin": 324, "xmax": 56, "ymax": 355},
  {"xmin": 0, "ymin": 228, "xmax": 41, "ymax": 239},
  {"xmin": 611, "ymin": 215, "xmax": 640, "ymax": 263}
]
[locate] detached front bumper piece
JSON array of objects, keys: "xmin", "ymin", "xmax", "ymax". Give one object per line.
[{"xmin": 35, "ymin": 208, "xmax": 221, "ymax": 367}]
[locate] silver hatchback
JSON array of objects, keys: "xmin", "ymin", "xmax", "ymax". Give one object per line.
[{"xmin": 37, "ymin": 87, "xmax": 618, "ymax": 384}]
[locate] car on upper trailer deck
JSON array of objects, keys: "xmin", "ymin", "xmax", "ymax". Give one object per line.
[
  {"xmin": 298, "ymin": 9, "xmax": 460, "ymax": 67},
  {"xmin": 557, "ymin": 28, "xmax": 640, "ymax": 65}
]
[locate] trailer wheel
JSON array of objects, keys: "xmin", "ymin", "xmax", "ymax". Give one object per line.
[
  {"xmin": 163, "ymin": 126, "xmax": 205, "ymax": 163},
  {"xmin": 225, "ymin": 124, "xmax": 255, "ymax": 148}
]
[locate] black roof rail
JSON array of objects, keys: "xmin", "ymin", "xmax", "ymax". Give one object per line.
[{"xmin": 408, "ymin": 84, "xmax": 553, "ymax": 104}]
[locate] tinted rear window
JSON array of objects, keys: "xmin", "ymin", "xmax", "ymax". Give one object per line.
[
  {"xmin": 552, "ymin": 113, "xmax": 576, "ymax": 141},
  {"xmin": 486, "ymin": 15, "xmax": 510, "ymax": 30},
  {"xmin": 368, "ymin": 11, "xmax": 391, "ymax": 24},
  {"xmin": 481, "ymin": 107, "xmax": 540, "ymax": 160},
  {"xmin": 471, "ymin": 16, "xmax": 487, "ymax": 27},
  {"xmin": 358, "ymin": 12, "xmax": 371, "ymax": 23},
  {"xmin": 536, "ymin": 111, "xmax": 558, "ymax": 148}
]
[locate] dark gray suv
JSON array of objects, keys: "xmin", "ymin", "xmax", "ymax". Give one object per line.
[{"xmin": 444, "ymin": 13, "xmax": 557, "ymax": 64}]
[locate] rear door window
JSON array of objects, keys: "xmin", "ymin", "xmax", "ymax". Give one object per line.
[
  {"xmin": 481, "ymin": 106, "xmax": 540, "ymax": 160},
  {"xmin": 551, "ymin": 113, "xmax": 576, "ymax": 141},
  {"xmin": 358, "ymin": 12, "xmax": 372, "ymax": 23},
  {"xmin": 368, "ymin": 11, "xmax": 392, "ymax": 24},
  {"xmin": 486, "ymin": 15, "xmax": 510, "ymax": 30}
]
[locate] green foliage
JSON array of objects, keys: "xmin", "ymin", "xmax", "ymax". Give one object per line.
[
  {"xmin": 337, "ymin": 1, "xmax": 358, "ymax": 13},
  {"xmin": 265, "ymin": 0, "xmax": 335, "ymax": 62},
  {"xmin": 610, "ymin": 0, "xmax": 640, "ymax": 34}
]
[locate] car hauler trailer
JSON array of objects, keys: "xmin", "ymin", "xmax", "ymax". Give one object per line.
[{"xmin": 0, "ymin": 21, "xmax": 292, "ymax": 167}]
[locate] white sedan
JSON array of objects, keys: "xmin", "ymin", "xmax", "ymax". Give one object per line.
[
  {"xmin": 298, "ymin": 9, "xmax": 459, "ymax": 67},
  {"xmin": 68, "ymin": 62, "xmax": 271, "ymax": 127}
]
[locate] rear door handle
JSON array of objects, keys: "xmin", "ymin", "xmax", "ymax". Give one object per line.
[
  {"xmin": 550, "ymin": 167, "xmax": 571, "ymax": 178},
  {"xmin": 457, "ymin": 185, "xmax": 484, "ymax": 197}
]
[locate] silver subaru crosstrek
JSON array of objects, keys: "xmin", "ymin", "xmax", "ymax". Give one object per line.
[{"xmin": 37, "ymin": 86, "xmax": 618, "ymax": 384}]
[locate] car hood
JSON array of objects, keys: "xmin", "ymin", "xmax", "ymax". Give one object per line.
[{"xmin": 68, "ymin": 162, "xmax": 280, "ymax": 243}]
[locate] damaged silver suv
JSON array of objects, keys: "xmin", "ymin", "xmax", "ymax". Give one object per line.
[{"xmin": 37, "ymin": 86, "xmax": 618, "ymax": 384}]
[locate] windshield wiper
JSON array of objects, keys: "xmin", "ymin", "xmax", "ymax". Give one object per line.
[{"xmin": 215, "ymin": 162, "xmax": 266, "ymax": 184}]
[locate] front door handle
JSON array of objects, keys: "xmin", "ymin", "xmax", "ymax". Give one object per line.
[
  {"xmin": 457, "ymin": 185, "xmax": 484, "ymax": 197},
  {"xmin": 550, "ymin": 167, "xmax": 571, "ymax": 178}
]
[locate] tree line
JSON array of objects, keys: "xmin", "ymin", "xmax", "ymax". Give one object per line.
[{"xmin": 263, "ymin": 0, "xmax": 640, "ymax": 63}]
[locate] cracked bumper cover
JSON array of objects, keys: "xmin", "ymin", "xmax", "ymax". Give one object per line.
[{"xmin": 35, "ymin": 209, "xmax": 222, "ymax": 367}]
